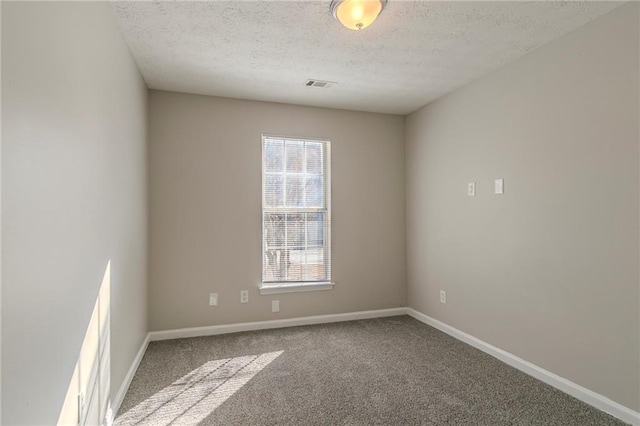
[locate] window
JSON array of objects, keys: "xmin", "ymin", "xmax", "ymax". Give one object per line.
[{"xmin": 261, "ymin": 136, "xmax": 331, "ymax": 290}]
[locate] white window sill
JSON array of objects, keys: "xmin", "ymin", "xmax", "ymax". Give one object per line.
[{"xmin": 259, "ymin": 282, "xmax": 335, "ymax": 295}]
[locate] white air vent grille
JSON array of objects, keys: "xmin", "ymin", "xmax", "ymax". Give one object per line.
[{"xmin": 305, "ymin": 79, "xmax": 336, "ymax": 88}]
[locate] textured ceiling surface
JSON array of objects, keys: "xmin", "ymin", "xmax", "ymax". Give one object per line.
[{"xmin": 112, "ymin": 1, "xmax": 622, "ymax": 115}]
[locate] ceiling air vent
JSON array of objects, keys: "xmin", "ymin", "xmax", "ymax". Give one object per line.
[{"xmin": 305, "ymin": 79, "xmax": 336, "ymax": 88}]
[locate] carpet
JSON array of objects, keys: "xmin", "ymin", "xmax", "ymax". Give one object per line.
[{"xmin": 116, "ymin": 315, "xmax": 626, "ymax": 425}]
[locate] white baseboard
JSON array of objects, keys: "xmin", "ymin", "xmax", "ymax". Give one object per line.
[
  {"xmin": 110, "ymin": 333, "xmax": 150, "ymax": 422},
  {"xmin": 148, "ymin": 307, "xmax": 407, "ymax": 341},
  {"xmin": 406, "ymin": 308, "xmax": 640, "ymax": 426},
  {"xmin": 109, "ymin": 307, "xmax": 639, "ymax": 426}
]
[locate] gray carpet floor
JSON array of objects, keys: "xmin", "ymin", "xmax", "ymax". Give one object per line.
[{"xmin": 116, "ymin": 315, "xmax": 627, "ymax": 425}]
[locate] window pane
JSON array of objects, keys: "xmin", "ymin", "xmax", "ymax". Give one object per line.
[
  {"xmin": 285, "ymin": 140, "xmax": 304, "ymax": 173},
  {"xmin": 286, "ymin": 213, "xmax": 304, "ymax": 281},
  {"xmin": 305, "ymin": 142, "xmax": 322, "ymax": 175},
  {"xmin": 307, "ymin": 214, "xmax": 326, "ymax": 280},
  {"xmin": 264, "ymin": 213, "xmax": 285, "ymax": 281},
  {"xmin": 285, "ymin": 175, "xmax": 304, "ymax": 207},
  {"xmin": 264, "ymin": 139, "xmax": 284, "ymax": 172},
  {"xmin": 264, "ymin": 174, "xmax": 283, "ymax": 208},
  {"xmin": 301, "ymin": 248, "xmax": 324, "ymax": 281},
  {"xmin": 304, "ymin": 176, "xmax": 323, "ymax": 207},
  {"xmin": 287, "ymin": 255, "xmax": 303, "ymax": 281},
  {"xmin": 286, "ymin": 213, "xmax": 305, "ymax": 248},
  {"xmin": 264, "ymin": 213, "xmax": 285, "ymax": 248},
  {"xmin": 306, "ymin": 213, "xmax": 324, "ymax": 247}
]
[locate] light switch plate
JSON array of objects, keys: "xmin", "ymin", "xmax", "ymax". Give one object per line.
[
  {"xmin": 495, "ymin": 179, "xmax": 504, "ymax": 194},
  {"xmin": 468, "ymin": 182, "xmax": 476, "ymax": 196},
  {"xmin": 209, "ymin": 293, "xmax": 218, "ymax": 306},
  {"xmin": 272, "ymin": 300, "xmax": 280, "ymax": 313}
]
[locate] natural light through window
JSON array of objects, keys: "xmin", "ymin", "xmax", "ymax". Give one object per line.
[
  {"xmin": 116, "ymin": 351, "xmax": 283, "ymax": 426},
  {"xmin": 261, "ymin": 136, "xmax": 331, "ymax": 288},
  {"xmin": 58, "ymin": 261, "xmax": 112, "ymax": 426}
]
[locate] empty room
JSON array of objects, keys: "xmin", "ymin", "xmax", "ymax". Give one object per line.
[{"xmin": 2, "ymin": 0, "xmax": 639, "ymax": 425}]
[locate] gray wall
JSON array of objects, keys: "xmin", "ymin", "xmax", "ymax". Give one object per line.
[
  {"xmin": 405, "ymin": 3, "xmax": 639, "ymax": 411},
  {"xmin": 148, "ymin": 91, "xmax": 406, "ymax": 331},
  {"xmin": 2, "ymin": 2, "xmax": 148, "ymax": 424},
  {"xmin": 2, "ymin": 0, "xmax": 637, "ymax": 421}
]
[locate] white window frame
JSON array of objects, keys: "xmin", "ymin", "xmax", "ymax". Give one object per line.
[{"xmin": 259, "ymin": 134, "xmax": 333, "ymax": 295}]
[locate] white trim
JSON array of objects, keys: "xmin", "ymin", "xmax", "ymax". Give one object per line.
[
  {"xmin": 107, "ymin": 308, "xmax": 639, "ymax": 426},
  {"xmin": 110, "ymin": 333, "xmax": 150, "ymax": 423},
  {"xmin": 261, "ymin": 135, "xmax": 332, "ymax": 285},
  {"xmin": 148, "ymin": 307, "xmax": 406, "ymax": 341},
  {"xmin": 406, "ymin": 308, "xmax": 640, "ymax": 426},
  {"xmin": 261, "ymin": 133, "xmax": 331, "ymax": 144},
  {"xmin": 259, "ymin": 282, "xmax": 334, "ymax": 295}
]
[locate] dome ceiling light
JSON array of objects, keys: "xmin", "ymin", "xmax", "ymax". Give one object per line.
[{"xmin": 330, "ymin": 0, "xmax": 387, "ymax": 31}]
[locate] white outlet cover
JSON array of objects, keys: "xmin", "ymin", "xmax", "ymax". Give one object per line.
[
  {"xmin": 272, "ymin": 300, "xmax": 280, "ymax": 313},
  {"xmin": 495, "ymin": 178, "xmax": 504, "ymax": 194},
  {"xmin": 440, "ymin": 290, "xmax": 446, "ymax": 304},
  {"xmin": 209, "ymin": 293, "xmax": 218, "ymax": 306},
  {"xmin": 240, "ymin": 290, "xmax": 248, "ymax": 303}
]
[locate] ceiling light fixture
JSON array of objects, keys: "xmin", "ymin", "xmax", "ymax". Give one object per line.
[{"xmin": 330, "ymin": 0, "xmax": 387, "ymax": 31}]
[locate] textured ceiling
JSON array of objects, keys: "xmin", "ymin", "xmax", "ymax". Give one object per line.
[{"xmin": 112, "ymin": 1, "xmax": 622, "ymax": 115}]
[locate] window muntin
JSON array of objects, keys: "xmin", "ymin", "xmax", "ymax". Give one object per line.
[{"xmin": 262, "ymin": 136, "xmax": 331, "ymax": 284}]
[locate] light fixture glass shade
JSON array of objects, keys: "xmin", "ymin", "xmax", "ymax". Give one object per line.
[{"xmin": 331, "ymin": 0, "xmax": 387, "ymax": 31}]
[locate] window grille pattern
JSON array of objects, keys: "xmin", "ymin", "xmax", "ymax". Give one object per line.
[{"xmin": 262, "ymin": 136, "xmax": 331, "ymax": 283}]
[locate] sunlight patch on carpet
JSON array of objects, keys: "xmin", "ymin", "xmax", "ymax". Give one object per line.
[{"xmin": 116, "ymin": 351, "xmax": 283, "ymax": 425}]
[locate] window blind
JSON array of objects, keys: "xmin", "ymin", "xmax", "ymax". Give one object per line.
[{"xmin": 262, "ymin": 136, "xmax": 331, "ymax": 284}]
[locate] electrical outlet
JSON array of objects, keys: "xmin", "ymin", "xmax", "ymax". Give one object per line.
[
  {"xmin": 272, "ymin": 300, "xmax": 280, "ymax": 313},
  {"xmin": 209, "ymin": 293, "xmax": 218, "ymax": 306},
  {"xmin": 468, "ymin": 182, "xmax": 476, "ymax": 196},
  {"xmin": 440, "ymin": 290, "xmax": 446, "ymax": 304},
  {"xmin": 240, "ymin": 290, "xmax": 249, "ymax": 304},
  {"xmin": 495, "ymin": 178, "xmax": 504, "ymax": 194}
]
